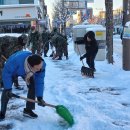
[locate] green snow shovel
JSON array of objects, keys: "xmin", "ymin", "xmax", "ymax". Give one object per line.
[{"xmin": 7, "ymin": 92, "xmax": 74, "ymax": 126}]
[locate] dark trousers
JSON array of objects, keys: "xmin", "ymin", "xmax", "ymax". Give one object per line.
[
  {"xmin": 1, "ymin": 89, "xmax": 10, "ymax": 115},
  {"xmin": 43, "ymin": 44, "xmax": 49, "ymax": 56},
  {"xmin": 0, "ymin": 76, "xmax": 35, "ymax": 116},
  {"xmin": 26, "ymin": 76, "xmax": 35, "ymax": 110},
  {"xmin": 12, "ymin": 76, "xmax": 19, "ymax": 87},
  {"xmin": 86, "ymin": 55, "xmax": 97, "ymax": 70},
  {"xmin": 44, "ymin": 49, "xmax": 49, "ymax": 56}
]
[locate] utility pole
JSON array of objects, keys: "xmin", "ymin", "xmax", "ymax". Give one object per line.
[
  {"xmin": 105, "ymin": 0, "xmax": 113, "ymax": 63},
  {"xmin": 122, "ymin": 0, "xmax": 130, "ymax": 70}
]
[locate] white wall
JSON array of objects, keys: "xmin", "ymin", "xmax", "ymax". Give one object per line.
[
  {"xmin": 0, "ymin": 6, "xmax": 38, "ymax": 20},
  {"xmin": 34, "ymin": 0, "xmax": 39, "ymax": 4}
]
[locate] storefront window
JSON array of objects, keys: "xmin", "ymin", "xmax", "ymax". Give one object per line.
[
  {"xmin": 19, "ymin": 0, "xmax": 34, "ymax": 4},
  {"xmin": 0, "ymin": 22, "xmax": 31, "ymax": 33},
  {"xmin": 0, "ymin": 0, "xmax": 4, "ymax": 5}
]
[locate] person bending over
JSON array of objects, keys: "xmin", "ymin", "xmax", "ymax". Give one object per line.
[{"xmin": 0, "ymin": 51, "xmax": 46, "ymax": 120}]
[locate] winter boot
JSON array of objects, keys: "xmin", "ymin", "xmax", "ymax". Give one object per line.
[
  {"xmin": 49, "ymin": 54, "xmax": 53, "ymax": 57},
  {"xmin": 0, "ymin": 111, "xmax": 5, "ymax": 121},
  {"xmin": 44, "ymin": 53, "xmax": 48, "ymax": 57},
  {"xmin": 66, "ymin": 56, "xmax": 69, "ymax": 60},
  {"xmin": 23, "ymin": 108, "xmax": 38, "ymax": 119},
  {"xmin": 55, "ymin": 56, "xmax": 62, "ymax": 60},
  {"xmin": 0, "ymin": 81, "xmax": 4, "ymax": 91},
  {"xmin": 44, "ymin": 55, "xmax": 48, "ymax": 57},
  {"xmin": 50, "ymin": 51, "xmax": 54, "ymax": 57}
]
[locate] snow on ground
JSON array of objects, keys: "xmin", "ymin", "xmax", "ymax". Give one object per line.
[{"xmin": 0, "ymin": 34, "xmax": 130, "ymax": 130}]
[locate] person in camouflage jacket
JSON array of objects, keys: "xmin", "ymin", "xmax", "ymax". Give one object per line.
[
  {"xmin": 0, "ymin": 34, "xmax": 27, "ymax": 89},
  {"xmin": 27, "ymin": 26, "xmax": 42, "ymax": 55},
  {"xmin": 41, "ymin": 28, "xmax": 50, "ymax": 57},
  {"xmin": 51, "ymin": 32, "xmax": 68, "ymax": 60}
]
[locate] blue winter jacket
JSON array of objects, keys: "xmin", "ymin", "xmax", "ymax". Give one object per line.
[{"xmin": 2, "ymin": 51, "xmax": 46, "ymax": 97}]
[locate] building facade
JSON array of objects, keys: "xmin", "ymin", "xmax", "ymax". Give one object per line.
[
  {"xmin": 0, "ymin": 0, "xmax": 47, "ymax": 33},
  {"xmin": 0, "ymin": 0, "xmax": 37, "ymax": 5}
]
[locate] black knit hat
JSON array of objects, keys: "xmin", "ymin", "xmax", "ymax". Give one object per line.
[{"xmin": 86, "ymin": 31, "xmax": 95, "ymax": 40}]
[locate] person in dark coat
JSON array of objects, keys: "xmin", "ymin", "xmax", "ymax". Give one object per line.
[
  {"xmin": 0, "ymin": 51, "xmax": 46, "ymax": 120},
  {"xmin": 79, "ymin": 31, "xmax": 98, "ymax": 71}
]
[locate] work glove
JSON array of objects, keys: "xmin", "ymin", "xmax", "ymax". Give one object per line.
[
  {"xmin": 37, "ymin": 97, "xmax": 46, "ymax": 107},
  {"xmin": 80, "ymin": 56, "xmax": 84, "ymax": 61}
]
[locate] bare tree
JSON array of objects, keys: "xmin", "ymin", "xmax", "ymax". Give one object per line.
[
  {"xmin": 52, "ymin": 0, "xmax": 68, "ymax": 34},
  {"xmin": 105, "ymin": 0, "xmax": 114, "ymax": 64},
  {"xmin": 52, "ymin": 0, "xmax": 62, "ymax": 19}
]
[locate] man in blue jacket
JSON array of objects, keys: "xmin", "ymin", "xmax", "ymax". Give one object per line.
[{"xmin": 0, "ymin": 51, "xmax": 46, "ymax": 120}]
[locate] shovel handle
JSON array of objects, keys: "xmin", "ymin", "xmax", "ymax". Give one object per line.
[
  {"xmin": 44, "ymin": 103, "xmax": 56, "ymax": 108},
  {"xmin": 7, "ymin": 92, "xmax": 56, "ymax": 108},
  {"xmin": 76, "ymin": 44, "xmax": 85, "ymax": 66},
  {"xmin": 1, "ymin": 55, "xmax": 7, "ymax": 61}
]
